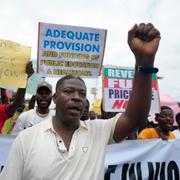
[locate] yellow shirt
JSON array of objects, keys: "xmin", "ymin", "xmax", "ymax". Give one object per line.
[{"xmin": 138, "ymin": 128, "xmax": 175, "ymax": 139}]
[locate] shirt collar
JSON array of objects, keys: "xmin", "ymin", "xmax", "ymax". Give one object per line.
[{"xmin": 42, "ymin": 117, "xmax": 89, "ymax": 133}]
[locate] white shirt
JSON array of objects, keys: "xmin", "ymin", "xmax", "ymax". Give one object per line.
[
  {"xmin": 173, "ymin": 129, "xmax": 180, "ymax": 139},
  {"xmin": 11, "ymin": 109, "xmax": 55, "ymax": 136},
  {"xmin": 0, "ymin": 114, "xmax": 120, "ymax": 180}
]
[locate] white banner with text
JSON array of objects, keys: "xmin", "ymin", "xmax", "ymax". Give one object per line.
[
  {"xmin": 1, "ymin": 136, "xmax": 180, "ymax": 180},
  {"xmin": 105, "ymin": 139, "xmax": 180, "ymax": 180}
]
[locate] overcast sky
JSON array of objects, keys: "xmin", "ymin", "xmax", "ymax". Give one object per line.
[{"xmin": 0, "ymin": 0, "xmax": 179, "ymax": 103}]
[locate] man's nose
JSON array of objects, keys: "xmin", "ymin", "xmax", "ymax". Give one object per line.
[{"xmin": 72, "ymin": 91, "xmax": 82, "ymax": 101}]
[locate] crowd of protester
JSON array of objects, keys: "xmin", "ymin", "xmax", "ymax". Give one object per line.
[
  {"xmin": 0, "ymin": 22, "xmax": 180, "ymax": 180},
  {"xmin": 1, "ymin": 85, "xmax": 179, "ymax": 140}
]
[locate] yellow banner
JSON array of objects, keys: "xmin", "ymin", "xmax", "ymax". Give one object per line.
[{"xmin": 0, "ymin": 39, "xmax": 31, "ymax": 88}]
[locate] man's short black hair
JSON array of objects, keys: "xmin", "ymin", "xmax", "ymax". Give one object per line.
[{"xmin": 55, "ymin": 75, "xmax": 86, "ymax": 92}]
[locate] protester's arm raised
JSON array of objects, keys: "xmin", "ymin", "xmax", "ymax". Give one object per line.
[
  {"xmin": 5, "ymin": 62, "xmax": 34, "ymax": 117},
  {"xmin": 113, "ymin": 23, "xmax": 161, "ymax": 142},
  {"xmin": 0, "ymin": 88, "xmax": 8, "ymax": 104},
  {"xmin": 28, "ymin": 95, "xmax": 36, "ymax": 110}
]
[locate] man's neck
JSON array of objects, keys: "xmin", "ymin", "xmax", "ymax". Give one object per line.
[
  {"xmin": 157, "ymin": 126, "xmax": 169, "ymax": 136},
  {"xmin": 52, "ymin": 116, "xmax": 80, "ymax": 151},
  {"xmin": 36, "ymin": 107, "xmax": 49, "ymax": 114},
  {"xmin": 53, "ymin": 116, "xmax": 80, "ymax": 133}
]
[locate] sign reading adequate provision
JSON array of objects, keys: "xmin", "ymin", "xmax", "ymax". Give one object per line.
[
  {"xmin": 37, "ymin": 22, "xmax": 107, "ymax": 78},
  {"xmin": 103, "ymin": 65, "xmax": 160, "ymax": 113}
]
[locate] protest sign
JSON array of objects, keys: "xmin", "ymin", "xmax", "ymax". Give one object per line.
[
  {"xmin": 103, "ymin": 65, "xmax": 160, "ymax": 113},
  {"xmin": 37, "ymin": 22, "xmax": 107, "ymax": 78},
  {"xmin": 0, "ymin": 39, "xmax": 31, "ymax": 88},
  {"xmin": 26, "ymin": 73, "xmax": 44, "ymax": 95}
]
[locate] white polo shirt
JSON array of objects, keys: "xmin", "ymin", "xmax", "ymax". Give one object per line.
[{"xmin": 0, "ymin": 114, "xmax": 120, "ymax": 180}]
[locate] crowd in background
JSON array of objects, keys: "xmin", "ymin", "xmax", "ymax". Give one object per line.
[{"xmin": 1, "ymin": 76, "xmax": 180, "ymax": 140}]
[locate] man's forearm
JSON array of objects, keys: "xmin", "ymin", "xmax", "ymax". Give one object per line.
[
  {"xmin": 5, "ymin": 88, "xmax": 26, "ymax": 117},
  {"xmin": 0, "ymin": 88, "xmax": 8, "ymax": 104},
  {"xmin": 13, "ymin": 88, "xmax": 26, "ymax": 106},
  {"xmin": 125, "ymin": 72, "xmax": 152, "ymax": 127}
]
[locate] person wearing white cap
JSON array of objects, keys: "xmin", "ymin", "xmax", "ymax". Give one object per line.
[{"xmin": 11, "ymin": 81, "xmax": 54, "ymax": 136}]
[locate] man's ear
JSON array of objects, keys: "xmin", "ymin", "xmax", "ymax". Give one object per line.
[{"xmin": 53, "ymin": 93, "xmax": 57, "ymax": 104}]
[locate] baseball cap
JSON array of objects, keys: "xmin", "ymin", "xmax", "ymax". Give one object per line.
[{"xmin": 37, "ymin": 81, "xmax": 52, "ymax": 93}]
